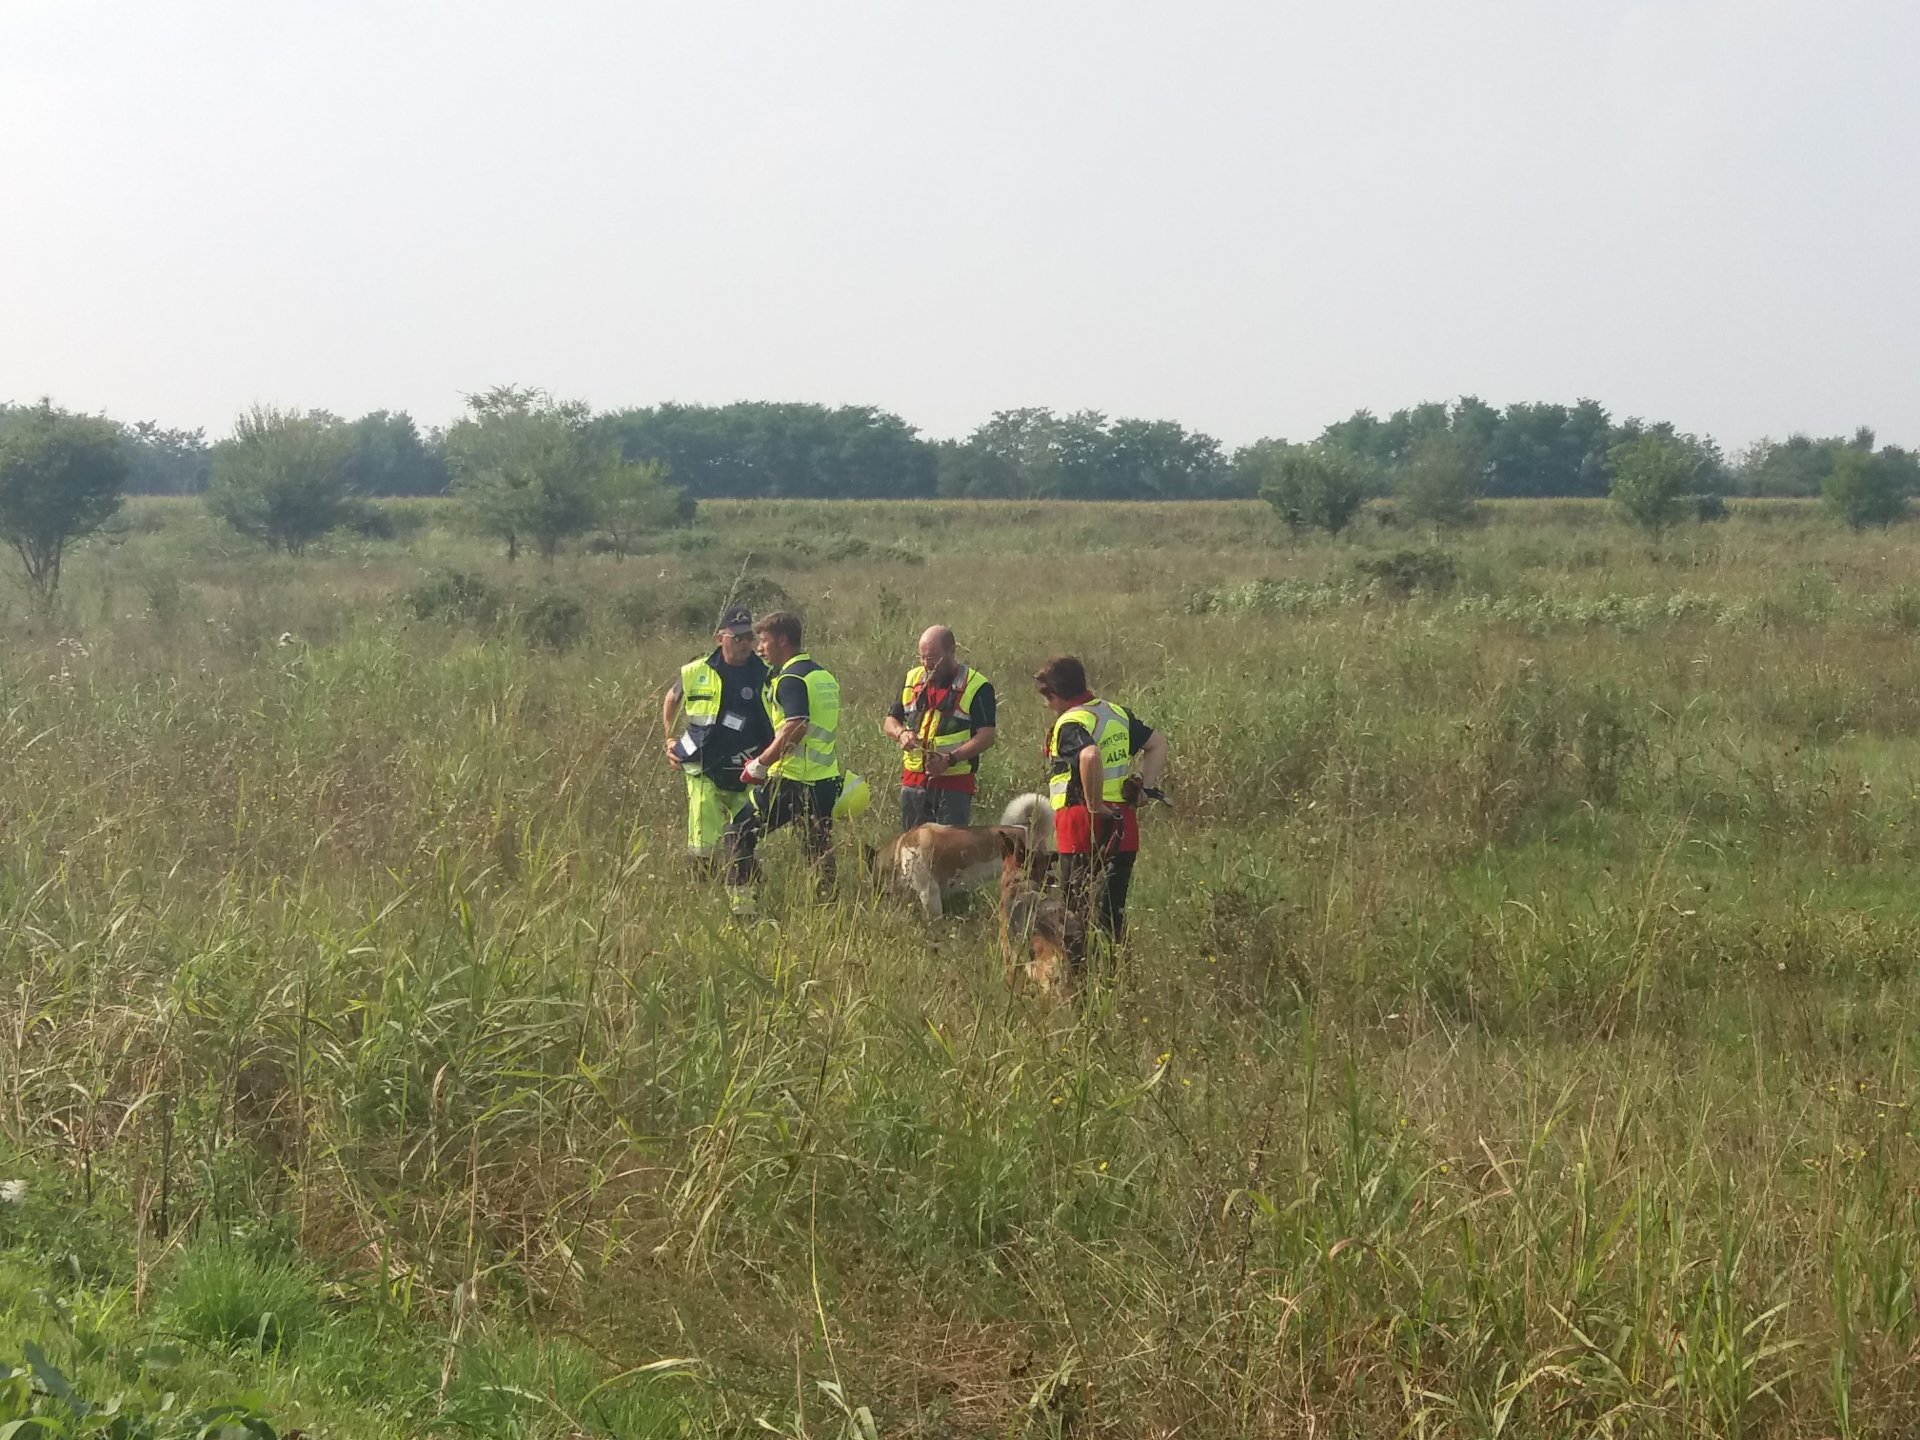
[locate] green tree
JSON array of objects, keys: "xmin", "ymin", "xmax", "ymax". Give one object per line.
[
  {"xmin": 0, "ymin": 400, "xmax": 129, "ymax": 607},
  {"xmin": 342, "ymin": 410, "xmax": 448, "ymax": 495},
  {"xmin": 206, "ymin": 407, "xmax": 360, "ymax": 554},
  {"xmin": 1823, "ymin": 446, "xmax": 1906, "ymax": 530},
  {"xmin": 1607, "ymin": 433, "xmax": 1699, "ymax": 534},
  {"xmin": 445, "ymin": 386, "xmax": 600, "ymax": 562},
  {"xmin": 121, "ymin": 420, "xmax": 212, "ymax": 494},
  {"xmin": 1243, "ymin": 440, "xmax": 1370, "ymax": 536},
  {"xmin": 593, "ymin": 457, "xmax": 691, "ymax": 557},
  {"xmin": 1397, "ymin": 432, "xmax": 1485, "ymax": 528}
]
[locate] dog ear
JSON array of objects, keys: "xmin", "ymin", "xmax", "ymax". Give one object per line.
[{"xmin": 993, "ymin": 828, "xmax": 1024, "ymax": 857}]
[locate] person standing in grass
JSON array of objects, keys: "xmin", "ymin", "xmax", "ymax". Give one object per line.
[
  {"xmin": 1034, "ymin": 655, "xmax": 1168, "ymax": 959},
  {"xmin": 723, "ymin": 610, "xmax": 843, "ymax": 915},
  {"xmin": 881, "ymin": 624, "xmax": 998, "ymax": 831},
  {"xmin": 662, "ymin": 604, "xmax": 773, "ymax": 877}
]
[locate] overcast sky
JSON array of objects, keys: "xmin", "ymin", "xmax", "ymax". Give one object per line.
[{"xmin": 2, "ymin": 0, "xmax": 1915, "ymax": 451}]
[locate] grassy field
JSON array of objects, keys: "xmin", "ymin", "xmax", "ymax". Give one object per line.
[{"xmin": 6, "ymin": 496, "xmax": 1920, "ymax": 1437}]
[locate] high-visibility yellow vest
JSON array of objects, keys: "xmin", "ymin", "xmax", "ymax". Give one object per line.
[
  {"xmin": 1047, "ymin": 698, "xmax": 1132, "ymax": 810},
  {"xmin": 676, "ymin": 656, "xmax": 725, "ymax": 773},
  {"xmin": 766, "ymin": 653, "xmax": 841, "ymax": 782},
  {"xmin": 900, "ymin": 664, "xmax": 989, "ymax": 777}
]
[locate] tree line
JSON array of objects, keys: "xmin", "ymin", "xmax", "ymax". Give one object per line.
[
  {"xmin": 12, "ymin": 393, "xmax": 1914, "ymax": 505},
  {"xmin": 4, "ymin": 388, "xmax": 1918, "ymax": 610}
]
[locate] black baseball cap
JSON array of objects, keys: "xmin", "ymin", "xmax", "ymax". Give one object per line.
[{"xmin": 717, "ymin": 605, "xmax": 754, "ymax": 635}]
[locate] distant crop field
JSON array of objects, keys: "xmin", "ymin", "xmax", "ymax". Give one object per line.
[{"xmin": 5, "ymin": 496, "xmax": 1920, "ymax": 1437}]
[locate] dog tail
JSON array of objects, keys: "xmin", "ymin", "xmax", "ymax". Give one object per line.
[{"xmin": 999, "ymin": 792, "xmax": 1053, "ymax": 851}]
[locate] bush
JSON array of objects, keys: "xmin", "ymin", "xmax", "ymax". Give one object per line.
[
  {"xmin": 1248, "ymin": 442, "xmax": 1370, "ymax": 537},
  {"xmin": 1823, "ymin": 447, "xmax": 1907, "ymax": 530},
  {"xmin": 675, "ymin": 572, "xmax": 790, "ymax": 632},
  {"xmin": 406, "ymin": 569, "xmax": 503, "ymax": 625},
  {"xmin": 1353, "ymin": 548, "xmax": 1458, "ymax": 598},
  {"xmin": 1692, "ymin": 493, "xmax": 1729, "ymax": 523},
  {"xmin": 206, "ymin": 406, "xmax": 360, "ymax": 554},
  {"xmin": 615, "ymin": 586, "xmax": 662, "ymax": 637},
  {"xmin": 519, "ymin": 590, "xmax": 588, "ymax": 651}
]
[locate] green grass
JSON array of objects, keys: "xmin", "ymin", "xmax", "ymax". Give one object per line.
[{"xmin": 5, "ymin": 496, "xmax": 1920, "ymax": 1434}]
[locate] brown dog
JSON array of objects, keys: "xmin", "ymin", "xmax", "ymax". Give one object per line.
[
  {"xmin": 997, "ymin": 831, "xmax": 1082, "ymax": 1000},
  {"xmin": 868, "ymin": 793, "xmax": 1051, "ymax": 918}
]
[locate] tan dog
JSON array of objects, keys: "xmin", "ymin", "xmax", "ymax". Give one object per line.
[
  {"xmin": 868, "ymin": 793, "xmax": 1052, "ymax": 918},
  {"xmin": 997, "ymin": 831, "xmax": 1081, "ymax": 999}
]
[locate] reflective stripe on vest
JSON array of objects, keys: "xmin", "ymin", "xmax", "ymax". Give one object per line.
[
  {"xmin": 767, "ymin": 653, "xmax": 841, "ymax": 782},
  {"xmin": 1047, "ymin": 699, "xmax": 1132, "ymax": 810},
  {"xmin": 900, "ymin": 664, "xmax": 989, "ymax": 776},
  {"xmin": 676, "ymin": 657, "xmax": 724, "ymax": 773}
]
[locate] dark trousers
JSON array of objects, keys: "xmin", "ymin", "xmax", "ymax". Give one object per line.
[
  {"xmin": 1057, "ymin": 832, "xmax": 1137, "ymax": 943},
  {"xmin": 899, "ymin": 785, "xmax": 974, "ymax": 831},
  {"xmin": 724, "ymin": 776, "xmax": 842, "ymax": 893}
]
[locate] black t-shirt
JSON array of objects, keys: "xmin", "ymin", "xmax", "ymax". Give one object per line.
[{"xmin": 773, "ymin": 673, "xmax": 811, "ymax": 720}]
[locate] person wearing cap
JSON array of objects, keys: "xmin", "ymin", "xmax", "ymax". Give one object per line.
[
  {"xmin": 881, "ymin": 624, "xmax": 998, "ymax": 831},
  {"xmin": 662, "ymin": 604, "xmax": 774, "ymax": 875},
  {"xmin": 1033, "ymin": 654, "xmax": 1169, "ymax": 956},
  {"xmin": 722, "ymin": 610, "xmax": 843, "ymax": 914}
]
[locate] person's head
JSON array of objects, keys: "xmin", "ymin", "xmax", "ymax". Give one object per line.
[
  {"xmin": 716, "ymin": 604, "xmax": 755, "ymax": 664},
  {"xmin": 917, "ymin": 624, "xmax": 957, "ymax": 681},
  {"xmin": 1033, "ymin": 655, "xmax": 1088, "ymax": 715},
  {"xmin": 754, "ymin": 610, "xmax": 803, "ymax": 667}
]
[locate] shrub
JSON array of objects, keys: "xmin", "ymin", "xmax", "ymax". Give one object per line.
[
  {"xmin": 206, "ymin": 406, "xmax": 360, "ymax": 554},
  {"xmin": 1247, "ymin": 442, "xmax": 1371, "ymax": 536},
  {"xmin": 1353, "ymin": 548, "xmax": 1458, "ymax": 598},
  {"xmin": 675, "ymin": 572, "xmax": 790, "ymax": 632},
  {"xmin": 1823, "ymin": 446, "xmax": 1906, "ymax": 530},
  {"xmin": 405, "ymin": 569, "xmax": 503, "ymax": 625},
  {"xmin": 0, "ymin": 400, "xmax": 129, "ymax": 607},
  {"xmin": 615, "ymin": 586, "xmax": 662, "ymax": 637},
  {"xmin": 520, "ymin": 590, "xmax": 588, "ymax": 651},
  {"xmin": 1608, "ymin": 434, "xmax": 1700, "ymax": 534},
  {"xmin": 1692, "ymin": 492, "xmax": 1729, "ymax": 523}
]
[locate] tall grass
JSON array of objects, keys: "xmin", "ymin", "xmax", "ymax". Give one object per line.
[{"xmin": 4, "ymin": 497, "xmax": 1920, "ymax": 1434}]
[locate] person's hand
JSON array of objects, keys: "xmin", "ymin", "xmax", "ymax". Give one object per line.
[
  {"xmin": 924, "ymin": 750, "xmax": 951, "ymax": 777},
  {"xmin": 741, "ymin": 756, "xmax": 770, "ymax": 785},
  {"xmin": 664, "ymin": 735, "xmax": 683, "ymax": 767},
  {"xmin": 896, "ymin": 729, "xmax": 921, "ymax": 753}
]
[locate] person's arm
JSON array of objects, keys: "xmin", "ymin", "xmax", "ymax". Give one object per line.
[
  {"xmin": 929, "ymin": 682, "xmax": 996, "ymax": 774},
  {"xmin": 948, "ymin": 683, "xmax": 997, "ymax": 762},
  {"xmin": 1079, "ymin": 742, "xmax": 1116, "ymax": 817},
  {"xmin": 1135, "ymin": 729, "xmax": 1168, "ymax": 789},
  {"xmin": 661, "ymin": 681, "xmax": 684, "ymax": 764},
  {"xmin": 948, "ymin": 725, "xmax": 996, "ymax": 763},
  {"xmin": 881, "ymin": 695, "xmax": 918, "ymax": 752},
  {"xmin": 744, "ymin": 675, "xmax": 810, "ymax": 780}
]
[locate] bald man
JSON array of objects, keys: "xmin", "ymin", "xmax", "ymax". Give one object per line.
[{"xmin": 881, "ymin": 625, "xmax": 998, "ymax": 830}]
